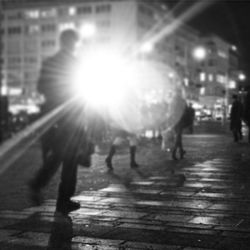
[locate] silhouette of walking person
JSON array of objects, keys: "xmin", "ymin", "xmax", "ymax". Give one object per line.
[
  {"xmin": 29, "ymin": 29, "xmax": 89, "ymax": 214},
  {"xmin": 230, "ymin": 94, "xmax": 243, "ymax": 142}
]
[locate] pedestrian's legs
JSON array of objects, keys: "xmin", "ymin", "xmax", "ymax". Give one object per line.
[
  {"xmin": 29, "ymin": 136, "xmax": 62, "ymax": 205},
  {"xmin": 56, "ymin": 145, "xmax": 80, "ymax": 213}
]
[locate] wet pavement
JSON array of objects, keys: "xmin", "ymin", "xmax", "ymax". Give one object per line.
[{"xmin": 0, "ymin": 125, "xmax": 250, "ymax": 249}]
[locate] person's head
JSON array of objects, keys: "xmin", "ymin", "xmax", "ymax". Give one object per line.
[{"xmin": 59, "ymin": 29, "xmax": 79, "ymax": 52}]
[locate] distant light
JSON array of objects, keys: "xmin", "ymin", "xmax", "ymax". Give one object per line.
[
  {"xmin": 239, "ymin": 73, "xmax": 246, "ymax": 81},
  {"xmin": 231, "ymin": 45, "xmax": 237, "ymax": 51},
  {"xmin": 140, "ymin": 42, "xmax": 154, "ymax": 53},
  {"xmin": 69, "ymin": 7, "xmax": 76, "ymax": 16},
  {"xmin": 1, "ymin": 85, "xmax": 8, "ymax": 96},
  {"xmin": 80, "ymin": 23, "xmax": 96, "ymax": 39},
  {"xmin": 229, "ymin": 80, "xmax": 236, "ymax": 89},
  {"xmin": 184, "ymin": 78, "xmax": 189, "ymax": 86},
  {"xmin": 200, "ymin": 87, "xmax": 205, "ymax": 95},
  {"xmin": 168, "ymin": 72, "xmax": 174, "ymax": 78},
  {"xmin": 193, "ymin": 46, "xmax": 207, "ymax": 61},
  {"xmin": 200, "ymin": 72, "xmax": 206, "ymax": 82}
]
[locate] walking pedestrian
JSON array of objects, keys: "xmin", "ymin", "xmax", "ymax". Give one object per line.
[
  {"xmin": 230, "ymin": 94, "xmax": 243, "ymax": 142},
  {"xmin": 28, "ymin": 29, "xmax": 90, "ymax": 214},
  {"xmin": 105, "ymin": 129, "xmax": 139, "ymax": 170}
]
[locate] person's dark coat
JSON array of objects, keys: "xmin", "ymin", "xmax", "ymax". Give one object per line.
[{"xmin": 230, "ymin": 99, "xmax": 243, "ymax": 131}]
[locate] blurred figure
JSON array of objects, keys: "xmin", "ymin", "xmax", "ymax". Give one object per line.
[
  {"xmin": 243, "ymin": 89, "xmax": 250, "ymax": 143},
  {"xmin": 230, "ymin": 94, "xmax": 243, "ymax": 142},
  {"xmin": 105, "ymin": 129, "xmax": 139, "ymax": 170},
  {"xmin": 29, "ymin": 29, "xmax": 89, "ymax": 214}
]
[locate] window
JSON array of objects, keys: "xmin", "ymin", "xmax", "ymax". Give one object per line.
[
  {"xmin": 77, "ymin": 6, "xmax": 92, "ymax": 15},
  {"xmin": 40, "ymin": 8, "xmax": 57, "ymax": 18},
  {"xmin": 41, "ymin": 24, "xmax": 56, "ymax": 32},
  {"xmin": 25, "ymin": 10, "xmax": 40, "ymax": 19},
  {"xmin": 24, "ymin": 57, "xmax": 37, "ymax": 64},
  {"xmin": 25, "ymin": 25, "xmax": 40, "ymax": 34},
  {"xmin": 208, "ymin": 74, "xmax": 213, "ymax": 82},
  {"xmin": 97, "ymin": 20, "xmax": 110, "ymax": 28},
  {"xmin": 41, "ymin": 40, "xmax": 56, "ymax": 48},
  {"xmin": 7, "ymin": 11, "xmax": 23, "ymax": 20},
  {"xmin": 96, "ymin": 5, "xmax": 111, "ymax": 13},
  {"xmin": 69, "ymin": 7, "xmax": 76, "ymax": 16},
  {"xmin": 217, "ymin": 74, "xmax": 225, "ymax": 84},
  {"xmin": 59, "ymin": 22, "xmax": 75, "ymax": 32},
  {"xmin": 8, "ymin": 26, "xmax": 22, "ymax": 35},
  {"xmin": 200, "ymin": 72, "xmax": 206, "ymax": 82}
]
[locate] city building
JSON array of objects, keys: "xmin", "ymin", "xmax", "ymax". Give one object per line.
[
  {"xmin": 1, "ymin": 0, "xmax": 241, "ymax": 119},
  {"xmin": 1, "ymin": 0, "xmax": 201, "ymax": 102},
  {"xmin": 194, "ymin": 34, "xmax": 240, "ymax": 119}
]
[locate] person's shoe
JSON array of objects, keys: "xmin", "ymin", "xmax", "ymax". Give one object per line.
[
  {"xmin": 105, "ymin": 157, "xmax": 113, "ymax": 170},
  {"xmin": 130, "ymin": 161, "xmax": 139, "ymax": 168},
  {"xmin": 56, "ymin": 200, "xmax": 81, "ymax": 214}
]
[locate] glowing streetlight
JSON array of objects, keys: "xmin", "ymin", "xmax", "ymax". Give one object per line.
[
  {"xmin": 239, "ymin": 73, "xmax": 246, "ymax": 81},
  {"xmin": 192, "ymin": 46, "xmax": 207, "ymax": 61}
]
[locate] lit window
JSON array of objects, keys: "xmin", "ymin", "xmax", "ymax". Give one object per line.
[
  {"xmin": 40, "ymin": 8, "xmax": 57, "ymax": 18},
  {"xmin": 218, "ymin": 50, "xmax": 227, "ymax": 58},
  {"xmin": 25, "ymin": 25, "xmax": 40, "ymax": 34},
  {"xmin": 217, "ymin": 74, "xmax": 225, "ymax": 84},
  {"xmin": 25, "ymin": 10, "xmax": 40, "ymax": 19},
  {"xmin": 200, "ymin": 72, "xmax": 206, "ymax": 82},
  {"xmin": 59, "ymin": 22, "xmax": 76, "ymax": 32},
  {"xmin": 69, "ymin": 7, "xmax": 76, "ymax": 16},
  {"xmin": 208, "ymin": 74, "xmax": 213, "ymax": 82},
  {"xmin": 200, "ymin": 87, "xmax": 205, "ymax": 95},
  {"xmin": 229, "ymin": 80, "xmax": 236, "ymax": 89}
]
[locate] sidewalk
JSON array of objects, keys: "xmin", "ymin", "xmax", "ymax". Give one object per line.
[{"xmin": 0, "ymin": 131, "xmax": 250, "ymax": 249}]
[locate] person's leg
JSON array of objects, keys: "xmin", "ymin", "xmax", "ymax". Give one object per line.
[
  {"xmin": 128, "ymin": 134, "xmax": 139, "ymax": 168},
  {"xmin": 29, "ymin": 128, "xmax": 62, "ymax": 205},
  {"xmin": 172, "ymin": 129, "xmax": 180, "ymax": 160},
  {"xmin": 56, "ymin": 143, "xmax": 80, "ymax": 213},
  {"xmin": 105, "ymin": 136, "xmax": 123, "ymax": 170},
  {"xmin": 179, "ymin": 129, "xmax": 186, "ymax": 159}
]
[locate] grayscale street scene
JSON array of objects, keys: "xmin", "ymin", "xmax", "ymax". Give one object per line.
[{"xmin": 1, "ymin": 0, "xmax": 250, "ymax": 249}]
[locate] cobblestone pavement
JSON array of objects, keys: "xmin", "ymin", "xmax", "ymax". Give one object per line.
[{"xmin": 0, "ymin": 125, "xmax": 250, "ymax": 249}]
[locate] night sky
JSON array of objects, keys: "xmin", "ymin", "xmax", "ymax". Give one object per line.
[{"xmin": 167, "ymin": 0, "xmax": 250, "ymax": 74}]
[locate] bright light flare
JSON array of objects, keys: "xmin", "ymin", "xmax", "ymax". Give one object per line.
[{"xmin": 73, "ymin": 49, "xmax": 136, "ymax": 109}]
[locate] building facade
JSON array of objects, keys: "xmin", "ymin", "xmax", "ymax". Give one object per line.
[{"xmin": 1, "ymin": 0, "xmax": 241, "ymax": 116}]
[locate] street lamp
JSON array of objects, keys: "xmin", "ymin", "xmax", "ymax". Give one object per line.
[
  {"xmin": 192, "ymin": 46, "xmax": 207, "ymax": 61},
  {"xmin": 238, "ymin": 72, "xmax": 246, "ymax": 81}
]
